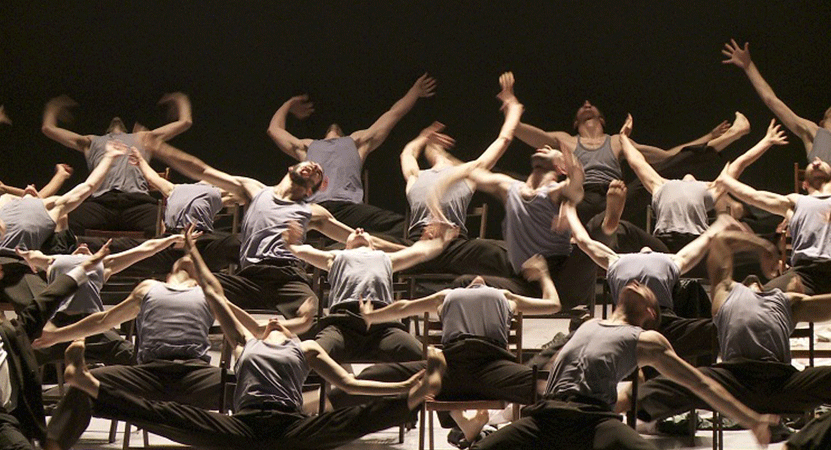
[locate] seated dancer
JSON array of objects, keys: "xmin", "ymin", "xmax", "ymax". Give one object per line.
[
  {"xmin": 35, "ymin": 245, "xmax": 310, "ymax": 450},
  {"xmin": 327, "ymin": 254, "xmax": 559, "ymax": 446},
  {"xmin": 1, "ymin": 165, "xmax": 74, "ymax": 202},
  {"xmin": 268, "ymin": 74, "xmax": 437, "ymax": 238},
  {"xmin": 55, "ymin": 227, "xmax": 445, "ymax": 450},
  {"xmin": 723, "ymin": 39, "xmax": 831, "ymax": 163},
  {"xmin": 128, "ymin": 147, "xmax": 240, "ymax": 271},
  {"xmin": 0, "ymin": 142, "xmax": 124, "ymax": 310},
  {"xmin": 562, "ymin": 202, "xmax": 742, "ymax": 364},
  {"xmin": 635, "ymin": 231, "xmax": 831, "ymax": 429},
  {"xmin": 468, "ymin": 280, "xmax": 777, "ymax": 450},
  {"xmin": 15, "ymin": 233, "xmax": 188, "ymax": 366},
  {"xmin": 508, "ymin": 75, "xmax": 748, "ymax": 223},
  {"xmin": 715, "ymin": 157, "xmax": 831, "ymax": 295},
  {"xmin": 584, "ymin": 180, "xmax": 669, "ymax": 254},
  {"xmin": 41, "ymin": 93, "xmax": 192, "ymax": 236},
  {"xmin": 0, "ymin": 240, "xmax": 109, "ymax": 450},
  {"xmin": 620, "ymin": 114, "xmax": 788, "ymax": 252},
  {"xmin": 142, "ymin": 137, "xmax": 402, "ymax": 318},
  {"xmin": 284, "ymin": 220, "xmax": 457, "ymax": 363},
  {"xmin": 399, "ymin": 72, "xmax": 522, "ymax": 277}
]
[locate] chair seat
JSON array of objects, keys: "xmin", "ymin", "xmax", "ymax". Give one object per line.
[{"xmin": 425, "ymin": 399, "xmax": 507, "ymax": 411}]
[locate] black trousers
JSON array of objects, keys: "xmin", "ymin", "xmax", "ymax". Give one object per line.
[
  {"xmin": 0, "ymin": 257, "xmax": 47, "ymax": 313},
  {"xmin": 68, "ymin": 191, "xmax": 159, "ymax": 237},
  {"xmin": 788, "ymin": 411, "xmax": 831, "ymax": 450},
  {"xmin": 470, "ymin": 399, "xmax": 657, "ymax": 450},
  {"xmin": 586, "ymin": 214, "xmax": 669, "ymax": 254},
  {"xmin": 658, "ymin": 310, "xmax": 718, "ymax": 365},
  {"xmin": 637, "ymin": 359, "xmax": 831, "ymax": 422},
  {"xmin": 576, "ymin": 183, "xmax": 609, "ymax": 225},
  {"xmin": 0, "ymin": 414, "xmax": 35, "ymax": 450},
  {"xmin": 318, "ymin": 200, "xmax": 406, "ymax": 241},
  {"xmin": 314, "ymin": 310, "xmax": 422, "ymax": 364},
  {"xmin": 765, "ymin": 260, "xmax": 831, "ymax": 296},
  {"xmin": 34, "ymin": 312, "xmax": 134, "ymax": 366},
  {"xmin": 46, "ymin": 360, "xmax": 222, "ymax": 450},
  {"xmin": 88, "ymin": 383, "xmax": 413, "ymax": 450},
  {"xmin": 402, "ymin": 236, "xmax": 514, "ymax": 278},
  {"xmin": 214, "ymin": 261, "xmax": 316, "ymax": 318}
]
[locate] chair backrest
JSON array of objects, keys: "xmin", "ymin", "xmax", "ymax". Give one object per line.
[
  {"xmin": 420, "ymin": 311, "xmax": 523, "ymax": 363},
  {"xmin": 83, "ymin": 168, "xmax": 170, "ymax": 239}
]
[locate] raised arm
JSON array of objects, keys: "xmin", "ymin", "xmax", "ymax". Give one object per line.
[
  {"xmin": 562, "ymin": 201, "xmax": 617, "ymax": 269},
  {"xmin": 723, "ymin": 39, "xmax": 817, "ymax": 148},
  {"xmin": 14, "ymin": 248, "xmax": 54, "ymax": 273},
  {"xmin": 267, "ymin": 95, "xmax": 315, "ymax": 161},
  {"xmin": 360, "ymin": 290, "xmax": 447, "ymax": 327},
  {"xmin": 468, "ymin": 72, "xmax": 523, "ymax": 170},
  {"xmin": 723, "ymin": 119, "xmax": 788, "ymax": 180},
  {"xmin": 308, "ymin": 204, "xmax": 405, "ymax": 252},
  {"xmin": 184, "ymin": 226, "xmax": 250, "ymax": 347},
  {"xmin": 628, "ymin": 119, "xmax": 731, "ymax": 164},
  {"xmin": 282, "ymin": 220, "xmax": 335, "ymax": 271},
  {"xmin": 41, "ymin": 96, "xmax": 92, "ymax": 152},
  {"xmin": 145, "ymin": 92, "xmax": 193, "ymax": 142},
  {"xmin": 389, "ymin": 222, "xmax": 458, "ymax": 272},
  {"xmin": 619, "ymin": 115, "xmax": 665, "ymax": 194},
  {"xmin": 33, "ymin": 280, "xmax": 149, "ymax": 349},
  {"xmin": 713, "ymin": 162, "xmax": 795, "ymax": 216},
  {"xmin": 352, "ymin": 73, "xmax": 437, "ymax": 159},
  {"xmin": 672, "ymin": 214, "xmax": 742, "ymax": 275},
  {"xmin": 127, "ymin": 147, "xmax": 175, "ymax": 197},
  {"xmin": 38, "ymin": 164, "xmax": 74, "ymax": 198},
  {"xmin": 638, "ymin": 330, "xmax": 776, "ymax": 446},
  {"xmin": 102, "ymin": 234, "xmax": 185, "ymax": 279},
  {"xmin": 707, "ymin": 230, "xmax": 779, "ymax": 314},
  {"xmin": 400, "ymin": 122, "xmax": 453, "ymax": 188},
  {"xmin": 52, "ymin": 141, "xmax": 125, "ymax": 216}
]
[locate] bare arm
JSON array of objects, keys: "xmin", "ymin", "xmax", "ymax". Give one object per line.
[
  {"xmin": 790, "ymin": 292, "xmax": 831, "ymax": 324},
  {"xmin": 308, "ymin": 204, "xmax": 405, "ymax": 252},
  {"xmin": 638, "ymin": 330, "xmax": 775, "ymax": 445},
  {"xmin": 707, "ymin": 230, "xmax": 779, "ymax": 314},
  {"xmin": 468, "ymin": 72, "xmax": 523, "ymax": 171},
  {"xmin": 128, "ymin": 147, "xmax": 175, "ymax": 196},
  {"xmin": 147, "ymin": 92, "xmax": 193, "ymax": 142},
  {"xmin": 389, "ymin": 222, "xmax": 458, "ymax": 272},
  {"xmin": 103, "ymin": 234, "xmax": 184, "ymax": 279},
  {"xmin": 513, "ymin": 122, "xmax": 569, "ymax": 150},
  {"xmin": 619, "ymin": 115, "xmax": 665, "ymax": 194},
  {"xmin": 466, "ymin": 168, "xmax": 515, "ymax": 203},
  {"xmin": 723, "ymin": 40, "xmax": 817, "ymax": 148},
  {"xmin": 14, "ymin": 249, "xmax": 54, "ymax": 272},
  {"xmin": 713, "ymin": 163, "xmax": 794, "ymax": 216},
  {"xmin": 53, "ymin": 142, "xmax": 124, "ymax": 216},
  {"xmin": 352, "ymin": 73, "xmax": 436, "ymax": 159},
  {"xmin": 562, "ymin": 201, "xmax": 617, "ymax": 269},
  {"xmin": 41, "ymin": 96, "xmax": 92, "ymax": 152},
  {"xmin": 725, "ymin": 119, "xmax": 787, "ymax": 180},
  {"xmin": 628, "ymin": 121, "xmax": 727, "ymax": 164},
  {"xmin": 303, "ymin": 340, "xmax": 419, "ymax": 395},
  {"xmin": 38, "ymin": 164, "xmax": 74, "ymax": 198},
  {"xmin": 266, "ymin": 95, "xmax": 314, "ymax": 161},
  {"xmin": 360, "ymin": 291, "xmax": 447, "ymax": 326},
  {"xmin": 285, "ymin": 243, "xmax": 335, "ymax": 271},
  {"xmin": 401, "ymin": 122, "xmax": 453, "ymax": 188}
]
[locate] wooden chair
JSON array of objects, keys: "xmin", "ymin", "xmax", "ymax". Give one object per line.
[
  {"xmin": 84, "ymin": 168, "xmax": 170, "ymax": 240},
  {"xmin": 417, "ymin": 312, "xmax": 526, "ymax": 450}
]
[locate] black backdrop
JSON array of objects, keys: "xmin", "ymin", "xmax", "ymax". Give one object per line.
[{"xmin": 2, "ymin": 2, "xmax": 830, "ymax": 236}]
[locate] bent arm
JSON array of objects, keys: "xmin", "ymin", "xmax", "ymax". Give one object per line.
[
  {"xmin": 562, "ymin": 201, "xmax": 616, "ymax": 269},
  {"xmin": 389, "ymin": 230, "xmax": 454, "ymax": 273},
  {"xmin": 619, "ymin": 130, "xmax": 664, "ymax": 194},
  {"xmin": 148, "ymin": 92, "xmax": 193, "ymax": 142},
  {"xmin": 54, "ymin": 149, "xmax": 119, "ymax": 215},
  {"xmin": 470, "ymin": 100, "xmax": 523, "ymax": 171},
  {"xmin": 513, "ymin": 122, "xmax": 567, "ymax": 150},
  {"xmin": 131, "ymin": 149, "xmax": 175, "ymax": 197},
  {"xmin": 38, "ymin": 166, "xmax": 73, "ymax": 198},
  {"xmin": 304, "ymin": 340, "xmax": 414, "ymax": 395},
  {"xmin": 41, "ymin": 96, "xmax": 91, "ymax": 152},
  {"xmin": 309, "ymin": 204, "xmax": 404, "ymax": 251},
  {"xmin": 267, "ymin": 98, "xmax": 312, "ymax": 161},
  {"xmin": 362, "ymin": 291, "xmax": 446, "ymax": 326},
  {"xmin": 400, "ymin": 135, "xmax": 427, "ymax": 186},
  {"xmin": 504, "ymin": 290, "xmax": 560, "ymax": 315},
  {"xmin": 103, "ymin": 235, "xmax": 182, "ymax": 279}
]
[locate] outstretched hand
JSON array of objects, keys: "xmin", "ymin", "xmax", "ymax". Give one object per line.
[
  {"xmin": 0, "ymin": 105, "xmax": 11, "ymax": 125},
  {"xmin": 722, "ymin": 39, "xmax": 751, "ymax": 69},
  {"xmin": 496, "ymin": 71, "xmax": 518, "ymax": 107},
  {"xmin": 419, "ymin": 121, "xmax": 455, "ymax": 149},
  {"xmin": 184, "ymin": 223, "xmax": 200, "ymax": 251},
  {"xmin": 55, "ymin": 163, "xmax": 74, "ymax": 178},
  {"xmin": 411, "ymin": 73, "xmax": 437, "ymax": 98},
  {"xmin": 763, "ymin": 119, "xmax": 788, "ymax": 146},
  {"xmin": 81, "ymin": 239, "xmax": 111, "ymax": 271},
  {"xmin": 127, "ymin": 146, "xmax": 145, "ymax": 166},
  {"xmin": 620, "ymin": 114, "xmax": 634, "ymax": 137},
  {"xmin": 286, "ymin": 95, "xmax": 315, "ymax": 119}
]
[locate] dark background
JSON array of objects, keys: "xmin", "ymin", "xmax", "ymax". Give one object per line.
[{"xmin": 2, "ymin": 2, "xmax": 830, "ymax": 236}]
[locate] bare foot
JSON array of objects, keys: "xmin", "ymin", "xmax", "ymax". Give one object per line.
[
  {"xmin": 451, "ymin": 409, "xmax": 491, "ymax": 442},
  {"xmin": 408, "ymin": 347, "xmax": 446, "ymax": 410},
  {"xmin": 602, "ymin": 180, "xmax": 627, "ymax": 235},
  {"xmin": 709, "ymin": 112, "xmax": 751, "ymax": 152},
  {"xmin": 64, "ymin": 340, "xmax": 99, "ymax": 398}
]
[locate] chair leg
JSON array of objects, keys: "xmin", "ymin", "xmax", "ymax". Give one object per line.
[
  {"xmin": 428, "ymin": 410, "xmax": 435, "ymax": 450},
  {"xmin": 418, "ymin": 405, "xmax": 425, "ymax": 450},
  {"xmin": 143, "ymin": 429, "xmax": 150, "ymax": 447},
  {"xmin": 688, "ymin": 409, "xmax": 696, "ymax": 447},
  {"xmin": 399, "ymin": 422, "xmax": 405, "ymax": 444},
  {"xmin": 123, "ymin": 422, "xmax": 131, "ymax": 450},
  {"xmin": 108, "ymin": 420, "xmax": 119, "ymax": 444}
]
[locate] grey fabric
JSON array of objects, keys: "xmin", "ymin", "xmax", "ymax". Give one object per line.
[
  {"xmin": 327, "ymin": 248, "xmax": 392, "ymax": 308},
  {"xmin": 86, "ymin": 133, "xmax": 149, "ymax": 196},
  {"xmin": 407, "ymin": 167, "xmax": 473, "ymax": 239},
  {"xmin": 165, "ymin": 183, "xmax": 223, "ymax": 232},
  {"xmin": 715, "ymin": 283, "xmax": 794, "ymax": 363},
  {"xmin": 136, "ymin": 282, "xmax": 212, "ymax": 364},
  {"xmin": 606, "ymin": 252, "xmax": 680, "ymax": 310},
  {"xmin": 652, "ymin": 179, "xmax": 713, "ymax": 235},
  {"xmin": 49, "ymin": 255, "xmax": 105, "ymax": 315},
  {"xmin": 0, "ymin": 197, "xmax": 56, "ymax": 251},
  {"xmin": 503, "ymin": 181, "xmax": 572, "ymax": 273},
  {"xmin": 440, "ymin": 284, "xmax": 511, "ymax": 347},
  {"xmin": 574, "ymin": 135, "xmax": 622, "ymax": 186},
  {"xmin": 546, "ymin": 319, "xmax": 642, "ymax": 408},
  {"xmin": 789, "ymin": 194, "xmax": 831, "ymax": 266},
  {"xmin": 808, "ymin": 127, "xmax": 831, "ymax": 164},
  {"xmin": 239, "ymin": 188, "xmax": 311, "ymax": 268},
  {"xmin": 233, "ymin": 337, "xmax": 309, "ymax": 413},
  {"xmin": 306, "ymin": 137, "xmax": 364, "ymax": 204}
]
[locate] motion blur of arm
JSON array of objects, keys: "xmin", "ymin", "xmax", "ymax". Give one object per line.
[
  {"xmin": 127, "ymin": 147, "xmax": 175, "ymax": 197},
  {"xmin": 267, "ymin": 95, "xmax": 315, "ymax": 161},
  {"xmin": 145, "ymin": 92, "xmax": 193, "ymax": 142},
  {"xmin": 38, "ymin": 164, "xmax": 74, "ymax": 198},
  {"xmin": 41, "ymin": 96, "xmax": 92, "ymax": 152},
  {"xmin": 503, "ymin": 254, "xmax": 561, "ymax": 315},
  {"xmin": 52, "ymin": 141, "xmax": 125, "ymax": 216},
  {"xmin": 388, "ymin": 221, "xmax": 459, "ymax": 272},
  {"xmin": 468, "ymin": 72, "xmax": 524, "ymax": 171}
]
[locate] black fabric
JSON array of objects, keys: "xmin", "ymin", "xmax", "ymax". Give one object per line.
[
  {"xmin": 576, "ymin": 183, "xmax": 609, "ymax": 225},
  {"xmin": 314, "ymin": 310, "xmax": 422, "ymax": 364},
  {"xmin": 764, "ymin": 260, "xmax": 831, "ymax": 296},
  {"xmin": 214, "ymin": 261, "xmax": 317, "ymax": 318},
  {"xmin": 788, "ymin": 411, "xmax": 831, "ymax": 450},
  {"xmin": 34, "ymin": 311, "xmax": 134, "ymax": 366},
  {"xmin": 402, "ymin": 237, "xmax": 513, "ymax": 278},
  {"xmin": 68, "ymin": 191, "xmax": 159, "ymax": 237},
  {"xmin": 586, "ymin": 214, "xmax": 669, "ymax": 254},
  {"xmin": 318, "ymin": 200, "xmax": 406, "ymax": 241}
]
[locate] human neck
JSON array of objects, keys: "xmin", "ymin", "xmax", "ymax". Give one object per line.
[{"xmin": 578, "ymin": 120, "xmax": 605, "ymax": 139}]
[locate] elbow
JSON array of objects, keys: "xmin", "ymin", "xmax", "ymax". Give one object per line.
[{"xmin": 180, "ymin": 118, "xmax": 193, "ymax": 132}]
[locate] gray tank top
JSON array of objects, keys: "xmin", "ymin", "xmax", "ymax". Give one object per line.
[
  {"xmin": 715, "ymin": 283, "xmax": 794, "ymax": 363},
  {"xmin": 606, "ymin": 252, "xmax": 679, "ymax": 310},
  {"xmin": 0, "ymin": 196, "xmax": 56, "ymax": 251},
  {"xmin": 164, "ymin": 183, "xmax": 223, "ymax": 232},
  {"xmin": 49, "ymin": 255, "xmax": 105, "ymax": 315},
  {"xmin": 327, "ymin": 248, "xmax": 392, "ymax": 309},
  {"xmin": 239, "ymin": 188, "xmax": 312, "ymax": 268},
  {"xmin": 574, "ymin": 135, "xmax": 622, "ymax": 186},
  {"xmin": 87, "ymin": 133, "xmax": 149, "ymax": 197},
  {"xmin": 652, "ymin": 179, "xmax": 714, "ymax": 235},
  {"xmin": 789, "ymin": 194, "xmax": 831, "ymax": 265},
  {"xmin": 808, "ymin": 127, "xmax": 831, "ymax": 164},
  {"xmin": 546, "ymin": 319, "xmax": 642, "ymax": 407},
  {"xmin": 234, "ymin": 337, "xmax": 309, "ymax": 413},
  {"xmin": 503, "ymin": 181, "xmax": 572, "ymax": 273},
  {"xmin": 440, "ymin": 284, "xmax": 511, "ymax": 347},
  {"xmin": 407, "ymin": 167, "xmax": 473, "ymax": 240},
  {"xmin": 306, "ymin": 137, "xmax": 364, "ymax": 204},
  {"xmin": 135, "ymin": 282, "xmax": 213, "ymax": 364}
]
